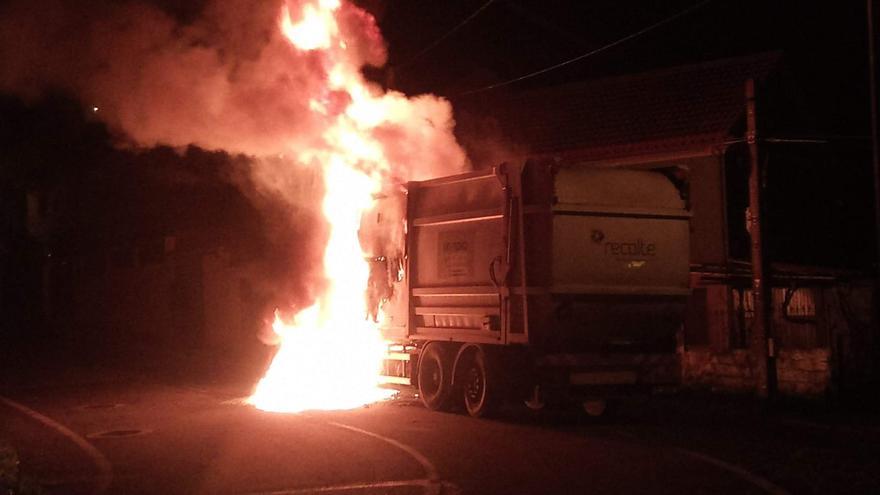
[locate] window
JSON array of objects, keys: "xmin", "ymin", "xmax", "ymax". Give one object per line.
[{"xmin": 730, "ymin": 287, "xmax": 751, "ymax": 349}]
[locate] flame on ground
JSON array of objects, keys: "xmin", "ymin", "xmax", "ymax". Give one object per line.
[
  {"xmin": 248, "ymin": 161, "xmax": 394, "ymax": 413},
  {"xmin": 248, "ymin": 0, "xmax": 409, "ymax": 413}
]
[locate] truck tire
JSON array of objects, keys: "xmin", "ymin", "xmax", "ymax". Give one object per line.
[
  {"xmin": 581, "ymin": 398, "xmax": 616, "ymax": 419},
  {"xmin": 417, "ymin": 344, "xmax": 452, "ymax": 411},
  {"xmin": 460, "ymin": 348, "xmax": 497, "ymax": 418}
]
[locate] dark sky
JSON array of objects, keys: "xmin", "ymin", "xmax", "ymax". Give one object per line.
[
  {"xmin": 2, "ymin": 0, "xmax": 874, "ymax": 135},
  {"xmin": 369, "ymin": 0, "xmax": 872, "ymax": 135}
]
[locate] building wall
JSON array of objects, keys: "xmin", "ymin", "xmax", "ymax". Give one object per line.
[
  {"xmin": 684, "ymin": 155, "xmax": 728, "ymax": 266},
  {"xmin": 682, "ymin": 347, "xmax": 831, "ymax": 397},
  {"xmin": 67, "ymin": 238, "xmax": 260, "ymax": 353},
  {"xmin": 681, "ymin": 348, "xmax": 755, "ymax": 392},
  {"xmin": 776, "ymin": 349, "xmax": 832, "ymax": 396},
  {"xmin": 681, "ymin": 283, "xmax": 873, "ymax": 397},
  {"xmin": 202, "ymin": 250, "xmax": 250, "ymax": 352},
  {"xmin": 70, "ymin": 240, "xmax": 188, "ymax": 348}
]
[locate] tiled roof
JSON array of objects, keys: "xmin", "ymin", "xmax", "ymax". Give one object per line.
[{"xmin": 490, "ymin": 52, "xmax": 781, "ymax": 162}]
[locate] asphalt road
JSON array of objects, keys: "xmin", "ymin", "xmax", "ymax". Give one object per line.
[{"xmin": 1, "ymin": 358, "xmax": 879, "ymax": 495}]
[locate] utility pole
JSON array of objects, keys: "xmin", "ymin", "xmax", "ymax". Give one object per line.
[
  {"xmin": 745, "ymin": 78, "xmax": 776, "ymax": 398},
  {"xmin": 867, "ymin": 0, "xmax": 880, "ymax": 384}
]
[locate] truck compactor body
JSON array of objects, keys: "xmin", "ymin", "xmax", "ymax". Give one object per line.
[{"xmin": 363, "ymin": 161, "xmax": 690, "ymax": 416}]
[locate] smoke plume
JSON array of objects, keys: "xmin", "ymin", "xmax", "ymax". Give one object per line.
[
  {"xmin": 1, "ymin": 0, "xmax": 470, "ymax": 314},
  {"xmin": 0, "ymin": 0, "xmax": 467, "ymax": 181}
]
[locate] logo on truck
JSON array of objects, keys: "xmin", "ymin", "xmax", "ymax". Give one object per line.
[{"xmin": 438, "ymin": 230, "xmax": 474, "ymax": 278}]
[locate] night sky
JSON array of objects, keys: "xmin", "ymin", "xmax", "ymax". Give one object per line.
[
  {"xmin": 371, "ymin": 0, "xmax": 871, "ymax": 136},
  {"xmin": 141, "ymin": 0, "xmax": 873, "ymax": 135},
  {"xmin": 2, "ymin": 0, "xmax": 873, "ymax": 141}
]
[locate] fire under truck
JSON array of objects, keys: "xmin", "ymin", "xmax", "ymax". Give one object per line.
[{"xmin": 362, "ymin": 161, "xmax": 691, "ymax": 417}]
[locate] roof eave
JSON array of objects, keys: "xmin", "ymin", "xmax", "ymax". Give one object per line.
[{"xmin": 528, "ymin": 132, "xmax": 731, "ymax": 167}]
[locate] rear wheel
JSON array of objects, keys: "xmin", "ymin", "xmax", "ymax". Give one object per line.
[
  {"xmin": 582, "ymin": 398, "xmax": 616, "ymax": 419},
  {"xmin": 417, "ymin": 344, "xmax": 452, "ymax": 411},
  {"xmin": 461, "ymin": 348, "xmax": 497, "ymax": 418},
  {"xmin": 524, "ymin": 385, "xmax": 545, "ymax": 411}
]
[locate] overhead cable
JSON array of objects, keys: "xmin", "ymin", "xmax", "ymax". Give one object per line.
[
  {"xmin": 395, "ymin": 0, "xmax": 497, "ymax": 68},
  {"xmin": 455, "ymin": 0, "xmax": 715, "ymax": 96}
]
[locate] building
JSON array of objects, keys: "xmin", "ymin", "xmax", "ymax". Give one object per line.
[
  {"xmin": 0, "ymin": 96, "xmax": 273, "ymax": 364},
  {"xmin": 457, "ymin": 52, "xmax": 877, "ymax": 397}
]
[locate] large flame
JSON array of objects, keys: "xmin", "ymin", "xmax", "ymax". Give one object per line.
[
  {"xmin": 249, "ymin": 0, "xmax": 413, "ymax": 413},
  {"xmin": 0, "ymin": 0, "xmax": 465, "ymax": 413}
]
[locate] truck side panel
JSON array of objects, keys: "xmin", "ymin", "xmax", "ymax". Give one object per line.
[{"xmin": 407, "ymin": 171, "xmax": 506, "ymax": 344}]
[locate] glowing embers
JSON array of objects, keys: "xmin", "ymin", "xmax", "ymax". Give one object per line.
[{"xmin": 249, "ymin": 309, "xmax": 392, "ymax": 413}]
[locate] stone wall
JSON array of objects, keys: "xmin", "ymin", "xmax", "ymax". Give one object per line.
[
  {"xmin": 776, "ymin": 349, "xmax": 831, "ymax": 397},
  {"xmin": 681, "ymin": 347, "xmax": 832, "ymax": 397},
  {"xmin": 681, "ymin": 348, "xmax": 755, "ymax": 393},
  {"xmin": 680, "ymin": 278, "xmax": 876, "ymax": 397}
]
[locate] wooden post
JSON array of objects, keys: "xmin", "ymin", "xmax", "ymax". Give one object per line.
[{"xmin": 745, "ymin": 78, "xmax": 777, "ymax": 398}]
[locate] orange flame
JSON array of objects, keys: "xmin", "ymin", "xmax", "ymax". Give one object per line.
[{"xmin": 249, "ymin": 0, "xmax": 405, "ymax": 413}]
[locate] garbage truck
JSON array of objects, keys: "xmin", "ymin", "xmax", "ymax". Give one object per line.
[{"xmin": 362, "ymin": 160, "xmax": 691, "ymax": 417}]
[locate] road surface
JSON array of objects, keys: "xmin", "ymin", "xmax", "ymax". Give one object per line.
[{"xmin": 1, "ymin": 357, "xmax": 878, "ymax": 494}]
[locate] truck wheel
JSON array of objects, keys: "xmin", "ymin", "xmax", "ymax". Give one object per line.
[
  {"xmin": 418, "ymin": 344, "xmax": 452, "ymax": 411},
  {"xmin": 582, "ymin": 399, "xmax": 610, "ymax": 418},
  {"xmin": 461, "ymin": 349, "xmax": 496, "ymax": 418},
  {"xmin": 524, "ymin": 385, "xmax": 545, "ymax": 411}
]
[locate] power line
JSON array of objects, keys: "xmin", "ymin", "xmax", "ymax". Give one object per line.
[
  {"xmin": 455, "ymin": 0, "xmax": 716, "ymax": 96},
  {"xmin": 395, "ymin": 0, "xmax": 497, "ymax": 68}
]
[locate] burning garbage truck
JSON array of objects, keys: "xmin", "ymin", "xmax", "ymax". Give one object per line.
[{"xmin": 364, "ymin": 160, "xmax": 692, "ymax": 417}]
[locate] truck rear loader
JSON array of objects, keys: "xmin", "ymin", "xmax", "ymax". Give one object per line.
[{"xmin": 362, "ymin": 161, "xmax": 691, "ymax": 417}]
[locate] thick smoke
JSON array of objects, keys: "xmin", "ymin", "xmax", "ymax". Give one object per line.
[
  {"xmin": 1, "ymin": 0, "xmax": 469, "ymax": 318},
  {"xmin": 0, "ymin": 0, "xmax": 466, "ymax": 179}
]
